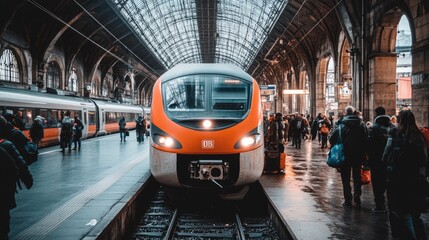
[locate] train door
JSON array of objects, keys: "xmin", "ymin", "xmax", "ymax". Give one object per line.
[
  {"xmin": 82, "ymin": 108, "xmax": 88, "ymax": 139},
  {"xmin": 99, "ymin": 109, "xmax": 105, "ymax": 135}
]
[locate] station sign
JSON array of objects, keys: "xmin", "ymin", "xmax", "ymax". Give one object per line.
[{"xmin": 260, "ymin": 84, "xmax": 276, "ymax": 95}]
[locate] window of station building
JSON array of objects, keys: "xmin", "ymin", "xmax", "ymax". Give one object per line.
[
  {"xmin": 47, "ymin": 62, "xmax": 61, "ymax": 89},
  {"xmin": 0, "ymin": 48, "xmax": 21, "ymax": 83},
  {"xmin": 68, "ymin": 67, "xmax": 78, "ymax": 92}
]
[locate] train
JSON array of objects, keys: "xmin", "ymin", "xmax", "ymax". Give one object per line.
[
  {"xmin": 0, "ymin": 86, "xmax": 150, "ymax": 148},
  {"xmin": 149, "ymin": 63, "xmax": 264, "ymax": 199}
]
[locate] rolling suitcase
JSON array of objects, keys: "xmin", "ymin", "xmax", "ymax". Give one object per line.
[{"xmin": 264, "ymin": 148, "xmax": 286, "ymax": 173}]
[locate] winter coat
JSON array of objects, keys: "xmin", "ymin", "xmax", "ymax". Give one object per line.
[
  {"xmin": 119, "ymin": 118, "xmax": 126, "ymax": 130},
  {"xmin": 367, "ymin": 115, "xmax": 392, "ymax": 165},
  {"xmin": 329, "ymin": 115, "xmax": 368, "ymax": 165},
  {"xmin": 29, "ymin": 119, "xmax": 44, "ymax": 140},
  {"xmin": 0, "ymin": 139, "xmax": 33, "ymax": 208},
  {"xmin": 0, "ymin": 145, "xmax": 18, "ymax": 209},
  {"xmin": 60, "ymin": 116, "xmax": 73, "ymax": 140},
  {"xmin": 73, "ymin": 119, "xmax": 84, "ymax": 139},
  {"xmin": 382, "ymin": 127, "xmax": 427, "ymax": 212}
]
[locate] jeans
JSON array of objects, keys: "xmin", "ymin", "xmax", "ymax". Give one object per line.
[
  {"xmin": 74, "ymin": 138, "xmax": 81, "ymax": 149},
  {"xmin": 120, "ymin": 129, "xmax": 126, "ymax": 141},
  {"xmin": 340, "ymin": 161, "xmax": 362, "ymax": 204}
]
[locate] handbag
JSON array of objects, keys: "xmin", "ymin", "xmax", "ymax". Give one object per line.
[
  {"xmin": 326, "ymin": 124, "xmax": 345, "ymax": 167},
  {"xmin": 361, "ymin": 166, "xmax": 371, "ymax": 185},
  {"xmin": 125, "ymin": 128, "xmax": 130, "ymax": 136}
]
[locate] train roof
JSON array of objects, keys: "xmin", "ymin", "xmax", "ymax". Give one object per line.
[
  {"xmin": 159, "ymin": 63, "xmax": 253, "ymax": 82},
  {"xmin": 91, "ymin": 99, "xmax": 143, "ymax": 113},
  {"xmin": 0, "ymin": 86, "xmax": 95, "ymax": 110}
]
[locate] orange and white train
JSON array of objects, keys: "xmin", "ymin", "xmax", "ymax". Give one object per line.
[
  {"xmin": 150, "ymin": 63, "xmax": 264, "ymax": 199},
  {"xmin": 0, "ymin": 86, "xmax": 147, "ymax": 147}
]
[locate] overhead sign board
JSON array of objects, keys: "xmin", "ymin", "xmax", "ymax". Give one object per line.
[{"xmin": 260, "ymin": 84, "xmax": 276, "ymax": 95}]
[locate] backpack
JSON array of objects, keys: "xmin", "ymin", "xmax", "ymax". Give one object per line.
[
  {"xmin": 61, "ymin": 122, "xmax": 72, "ymax": 137},
  {"xmin": 22, "ymin": 141, "xmax": 38, "ymax": 165}
]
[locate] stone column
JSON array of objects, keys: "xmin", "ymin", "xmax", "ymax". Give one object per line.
[{"xmin": 368, "ymin": 54, "xmax": 397, "ymax": 120}]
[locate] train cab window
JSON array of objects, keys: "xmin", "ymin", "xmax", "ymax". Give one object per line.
[
  {"xmin": 163, "ymin": 75, "xmax": 250, "ymax": 119},
  {"xmin": 163, "ymin": 76, "xmax": 205, "ymax": 111}
]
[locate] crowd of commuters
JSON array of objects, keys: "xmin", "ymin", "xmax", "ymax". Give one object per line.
[{"xmin": 267, "ymin": 105, "xmax": 428, "ymax": 239}]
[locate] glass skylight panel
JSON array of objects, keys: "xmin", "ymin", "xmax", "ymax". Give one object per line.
[
  {"xmin": 112, "ymin": 0, "xmax": 201, "ymax": 68},
  {"xmin": 111, "ymin": 0, "xmax": 287, "ymax": 70},
  {"xmin": 216, "ymin": 0, "xmax": 286, "ymax": 70}
]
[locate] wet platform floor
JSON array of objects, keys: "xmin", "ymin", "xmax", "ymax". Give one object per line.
[
  {"xmin": 260, "ymin": 139, "xmax": 429, "ymax": 239},
  {"xmin": 8, "ymin": 133, "xmax": 429, "ymax": 239}
]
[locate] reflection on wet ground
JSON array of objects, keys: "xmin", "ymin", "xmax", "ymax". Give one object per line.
[{"xmin": 262, "ymin": 139, "xmax": 429, "ymax": 240}]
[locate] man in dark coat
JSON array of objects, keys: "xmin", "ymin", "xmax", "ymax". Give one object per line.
[
  {"xmin": 0, "ymin": 116, "xmax": 32, "ymax": 164},
  {"xmin": 29, "ymin": 116, "xmax": 44, "ymax": 147},
  {"xmin": 329, "ymin": 106, "xmax": 368, "ymax": 207},
  {"xmin": 0, "ymin": 139, "xmax": 33, "ymax": 240},
  {"xmin": 367, "ymin": 106, "xmax": 392, "ymax": 213},
  {"xmin": 72, "ymin": 115, "xmax": 84, "ymax": 150}
]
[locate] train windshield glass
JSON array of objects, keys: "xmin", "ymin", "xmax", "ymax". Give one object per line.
[{"xmin": 163, "ymin": 74, "xmax": 250, "ymax": 119}]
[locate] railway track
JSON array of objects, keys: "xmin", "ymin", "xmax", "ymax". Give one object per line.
[{"xmin": 132, "ymin": 184, "xmax": 281, "ymax": 240}]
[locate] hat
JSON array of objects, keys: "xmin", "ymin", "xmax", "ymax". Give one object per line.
[
  {"xmin": 3, "ymin": 113, "xmax": 15, "ymax": 122},
  {"xmin": 374, "ymin": 106, "xmax": 386, "ymax": 116}
]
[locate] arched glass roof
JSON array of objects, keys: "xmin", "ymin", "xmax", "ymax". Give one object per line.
[{"xmin": 111, "ymin": 0, "xmax": 287, "ymax": 70}]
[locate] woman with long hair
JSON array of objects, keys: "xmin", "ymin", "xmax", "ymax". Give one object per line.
[{"xmin": 382, "ymin": 110, "xmax": 427, "ymax": 239}]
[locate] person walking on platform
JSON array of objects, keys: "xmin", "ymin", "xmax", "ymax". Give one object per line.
[
  {"xmin": 0, "ymin": 140, "xmax": 33, "ymax": 240},
  {"xmin": 291, "ymin": 113, "xmax": 304, "ymax": 149},
  {"xmin": 72, "ymin": 115, "xmax": 84, "ymax": 150},
  {"xmin": 382, "ymin": 110, "xmax": 427, "ymax": 240},
  {"xmin": 119, "ymin": 116, "xmax": 127, "ymax": 142},
  {"xmin": 135, "ymin": 116, "xmax": 145, "ymax": 143},
  {"xmin": 329, "ymin": 106, "xmax": 368, "ymax": 208},
  {"xmin": 60, "ymin": 111, "xmax": 73, "ymax": 153},
  {"xmin": 29, "ymin": 115, "xmax": 44, "ymax": 147},
  {"xmin": 267, "ymin": 112, "xmax": 285, "ymax": 153},
  {"xmin": 0, "ymin": 116, "xmax": 34, "ymax": 165},
  {"xmin": 367, "ymin": 106, "xmax": 392, "ymax": 213}
]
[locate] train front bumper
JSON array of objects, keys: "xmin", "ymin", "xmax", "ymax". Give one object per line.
[{"xmin": 150, "ymin": 145, "xmax": 264, "ymax": 188}]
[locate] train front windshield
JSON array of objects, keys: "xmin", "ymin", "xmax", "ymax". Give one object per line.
[{"xmin": 162, "ymin": 75, "xmax": 251, "ymax": 119}]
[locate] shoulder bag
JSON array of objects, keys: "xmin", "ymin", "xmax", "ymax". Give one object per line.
[{"xmin": 326, "ymin": 124, "xmax": 345, "ymax": 167}]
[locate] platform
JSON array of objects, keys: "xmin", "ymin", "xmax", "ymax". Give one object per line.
[
  {"xmin": 259, "ymin": 139, "xmax": 429, "ymax": 240},
  {"xmin": 9, "ymin": 134, "xmax": 429, "ymax": 240},
  {"xmin": 9, "ymin": 133, "xmax": 151, "ymax": 240}
]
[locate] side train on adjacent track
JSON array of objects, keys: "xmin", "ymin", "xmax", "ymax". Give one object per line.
[
  {"xmin": 0, "ymin": 86, "xmax": 150, "ymax": 148},
  {"xmin": 149, "ymin": 63, "xmax": 264, "ymax": 199}
]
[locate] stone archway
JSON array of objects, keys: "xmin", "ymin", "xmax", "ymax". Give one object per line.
[{"xmin": 369, "ymin": 7, "xmax": 404, "ymax": 119}]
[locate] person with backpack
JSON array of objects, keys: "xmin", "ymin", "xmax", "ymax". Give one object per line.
[
  {"xmin": 118, "ymin": 116, "xmax": 127, "ymax": 142},
  {"xmin": 0, "ymin": 116, "xmax": 37, "ymax": 165},
  {"xmin": 29, "ymin": 116, "xmax": 44, "ymax": 147},
  {"xmin": 135, "ymin": 116, "xmax": 145, "ymax": 143},
  {"xmin": 319, "ymin": 116, "xmax": 331, "ymax": 149},
  {"xmin": 382, "ymin": 110, "xmax": 427, "ymax": 239},
  {"xmin": 60, "ymin": 111, "xmax": 73, "ymax": 153},
  {"xmin": 291, "ymin": 113, "xmax": 305, "ymax": 149},
  {"xmin": 0, "ymin": 140, "xmax": 33, "ymax": 240},
  {"xmin": 367, "ymin": 106, "xmax": 392, "ymax": 213},
  {"xmin": 329, "ymin": 106, "xmax": 368, "ymax": 208},
  {"xmin": 72, "ymin": 115, "xmax": 84, "ymax": 150}
]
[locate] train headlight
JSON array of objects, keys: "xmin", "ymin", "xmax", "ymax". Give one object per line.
[
  {"xmin": 202, "ymin": 119, "xmax": 212, "ymax": 129},
  {"xmin": 154, "ymin": 135, "xmax": 177, "ymax": 148},
  {"xmin": 241, "ymin": 136, "xmax": 256, "ymax": 147},
  {"xmin": 151, "ymin": 124, "xmax": 182, "ymax": 149},
  {"xmin": 235, "ymin": 133, "xmax": 261, "ymax": 149}
]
